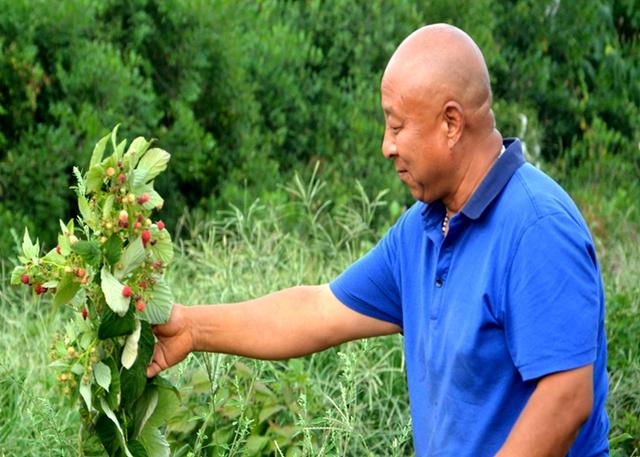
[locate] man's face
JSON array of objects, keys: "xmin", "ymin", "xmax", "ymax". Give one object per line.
[{"xmin": 380, "ymin": 71, "xmax": 453, "ymax": 203}]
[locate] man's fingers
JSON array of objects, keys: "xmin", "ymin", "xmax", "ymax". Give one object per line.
[{"xmin": 147, "ymin": 342, "xmax": 168, "ymax": 378}]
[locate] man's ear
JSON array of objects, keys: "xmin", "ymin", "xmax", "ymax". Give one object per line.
[{"xmin": 443, "ymin": 101, "xmax": 464, "ymax": 147}]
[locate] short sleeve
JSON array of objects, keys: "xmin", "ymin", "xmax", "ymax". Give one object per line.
[
  {"xmin": 503, "ymin": 212, "xmax": 601, "ymax": 381},
  {"xmin": 330, "ymin": 223, "xmax": 403, "ymax": 328}
]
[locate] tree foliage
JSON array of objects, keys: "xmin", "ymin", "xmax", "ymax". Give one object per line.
[{"xmin": 0, "ymin": 0, "xmax": 638, "ymax": 254}]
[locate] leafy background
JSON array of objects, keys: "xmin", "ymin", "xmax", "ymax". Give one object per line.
[{"xmin": 0, "ymin": 0, "xmax": 638, "ymax": 455}]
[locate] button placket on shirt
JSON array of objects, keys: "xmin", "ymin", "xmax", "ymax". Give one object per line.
[{"xmin": 430, "ymin": 226, "xmax": 456, "ymax": 320}]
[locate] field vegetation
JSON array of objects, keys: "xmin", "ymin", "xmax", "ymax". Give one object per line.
[{"xmin": 1, "ymin": 0, "xmax": 638, "ymax": 455}]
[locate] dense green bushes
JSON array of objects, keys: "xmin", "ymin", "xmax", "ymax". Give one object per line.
[{"xmin": 0, "ymin": 0, "xmax": 638, "ymax": 255}]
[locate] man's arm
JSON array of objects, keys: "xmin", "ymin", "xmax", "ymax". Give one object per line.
[
  {"xmin": 146, "ymin": 284, "xmax": 401, "ymax": 377},
  {"xmin": 495, "ymin": 364, "xmax": 594, "ymax": 457}
]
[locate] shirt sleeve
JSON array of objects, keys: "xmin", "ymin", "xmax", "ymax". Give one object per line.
[
  {"xmin": 502, "ymin": 212, "xmax": 602, "ymax": 382},
  {"xmin": 330, "ymin": 220, "xmax": 404, "ymax": 328}
]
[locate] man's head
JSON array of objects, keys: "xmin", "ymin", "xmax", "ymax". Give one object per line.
[{"xmin": 381, "ymin": 24, "xmax": 501, "ymax": 207}]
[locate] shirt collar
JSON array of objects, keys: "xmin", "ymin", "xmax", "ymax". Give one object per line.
[{"xmin": 421, "ymin": 138, "xmax": 525, "ymax": 229}]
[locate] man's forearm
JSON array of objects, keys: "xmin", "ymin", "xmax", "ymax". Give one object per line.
[
  {"xmin": 183, "ymin": 285, "xmax": 399, "ymax": 360},
  {"xmin": 495, "ymin": 365, "xmax": 593, "ymax": 457},
  {"xmin": 184, "ymin": 285, "xmax": 340, "ymax": 359}
]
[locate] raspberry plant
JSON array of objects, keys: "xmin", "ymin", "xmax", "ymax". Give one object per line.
[{"xmin": 11, "ymin": 126, "xmax": 178, "ymax": 456}]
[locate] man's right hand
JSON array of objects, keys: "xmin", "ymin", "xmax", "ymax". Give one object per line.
[{"xmin": 146, "ymin": 304, "xmax": 195, "ymax": 378}]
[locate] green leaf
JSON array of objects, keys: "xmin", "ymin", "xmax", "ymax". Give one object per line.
[
  {"xmin": 245, "ymin": 435, "xmax": 270, "ymax": 454},
  {"xmin": 100, "ymin": 398, "xmax": 133, "ymax": 457},
  {"xmin": 22, "ymin": 228, "xmax": 39, "ymax": 260},
  {"xmin": 93, "ymin": 361, "xmax": 112, "ymax": 392},
  {"xmin": 139, "ymin": 426, "xmax": 169, "ymax": 457},
  {"xmin": 78, "ymin": 195, "xmax": 97, "ymax": 229},
  {"xmin": 114, "ymin": 138, "xmax": 127, "ymax": 161},
  {"xmin": 43, "ymin": 248, "xmax": 66, "ymax": 267},
  {"xmin": 95, "ymin": 414, "xmax": 120, "ymax": 455},
  {"xmin": 86, "ymin": 165, "xmax": 105, "ymax": 194},
  {"xmin": 99, "ymin": 307, "xmax": 136, "ymax": 340},
  {"xmin": 127, "ymin": 440, "xmax": 150, "ymax": 457},
  {"xmin": 73, "ymin": 240, "xmax": 102, "ymax": 267},
  {"xmin": 10, "ymin": 266, "xmax": 26, "ymax": 285},
  {"xmin": 110, "ymin": 124, "xmax": 121, "ymax": 152},
  {"xmin": 146, "ymin": 383, "xmax": 180, "ymax": 429},
  {"xmin": 79, "ymin": 376, "xmax": 92, "ymax": 411},
  {"xmin": 121, "ymin": 320, "xmax": 141, "ymax": 369},
  {"xmin": 101, "ymin": 267, "xmax": 130, "ymax": 316},
  {"xmin": 120, "ymin": 322, "xmax": 154, "ymax": 406},
  {"xmin": 103, "ymin": 194, "xmax": 115, "ymax": 220},
  {"xmin": 132, "ymin": 386, "xmax": 159, "ymax": 439},
  {"xmin": 90, "ymin": 131, "xmax": 111, "ymax": 168},
  {"xmin": 54, "ymin": 274, "xmax": 81, "ymax": 307},
  {"xmin": 149, "ymin": 226, "xmax": 173, "ymax": 264},
  {"xmin": 106, "ymin": 357, "xmax": 121, "ymax": 410},
  {"xmin": 115, "ymin": 237, "xmax": 146, "ymax": 280},
  {"xmin": 140, "ymin": 277, "xmax": 173, "ymax": 325},
  {"xmin": 137, "ymin": 148, "xmax": 170, "ymax": 183},
  {"xmin": 259, "ymin": 405, "xmax": 285, "ymax": 423},
  {"xmin": 123, "ymin": 137, "xmax": 150, "ymax": 170},
  {"xmin": 103, "ymin": 235, "xmax": 123, "ymax": 266}
]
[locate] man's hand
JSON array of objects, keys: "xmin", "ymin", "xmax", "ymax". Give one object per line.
[{"xmin": 147, "ymin": 304, "xmax": 195, "ymax": 377}]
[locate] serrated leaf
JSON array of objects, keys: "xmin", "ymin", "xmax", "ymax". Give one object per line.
[
  {"xmin": 100, "ymin": 397, "xmax": 133, "ymax": 457},
  {"xmin": 122, "ymin": 319, "xmax": 142, "ymax": 369},
  {"xmin": 115, "ymin": 237, "xmax": 146, "ymax": 280},
  {"xmin": 10, "ymin": 266, "xmax": 26, "ymax": 285},
  {"xmin": 139, "ymin": 426, "xmax": 169, "ymax": 457},
  {"xmin": 110, "ymin": 124, "xmax": 121, "ymax": 151},
  {"xmin": 103, "ymin": 235, "xmax": 123, "ymax": 266},
  {"xmin": 79, "ymin": 376, "xmax": 92, "ymax": 411},
  {"xmin": 123, "ymin": 136, "xmax": 151, "ymax": 170},
  {"xmin": 114, "ymin": 138, "xmax": 127, "ymax": 160},
  {"xmin": 105, "ymin": 357, "xmax": 121, "ymax": 410},
  {"xmin": 43, "ymin": 248, "xmax": 66, "ymax": 266},
  {"xmin": 127, "ymin": 440, "xmax": 150, "ymax": 457},
  {"xmin": 86, "ymin": 165, "xmax": 105, "ymax": 194},
  {"xmin": 73, "ymin": 240, "xmax": 102, "ymax": 267},
  {"xmin": 146, "ymin": 383, "xmax": 180, "ymax": 428},
  {"xmin": 78, "ymin": 196, "xmax": 96, "ymax": 229},
  {"xmin": 93, "ymin": 361, "xmax": 112, "ymax": 392},
  {"xmin": 140, "ymin": 277, "xmax": 173, "ymax": 325},
  {"xmin": 102, "ymin": 194, "xmax": 115, "ymax": 219},
  {"xmin": 137, "ymin": 148, "xmax": 170, "ymax": 183},
  {"xmin": 99, "ymin": 307, "xmax": 136, "ymax": 339},
  {"xmin": 90, "ymin": 131, "xmax": 111, "ymax": 168},
  {"xmin": 22, "ymin": 228, "xmax": 39, "ymax": 260},
  {"xmin": 149, "ymin": 226, "xmax": 173, "ymax": 264},
  {"xmin": 133, "ymin": 387, "xmax": 159, "ymax": 439},
  {"xmin": 42, "ymin": 280, "xmax": 58, "ymax": 288},
  {"xmin": 54, "ymin": 274, "xmax": 81, "ymax": 307},
  {"xmin": 121, "ymin": 322, "xmax": 154, "ymax": 406},
  {"xmin": 101, "ymin": 267, "xmax": 130, "ymax": 316},
  {"xmin": 130, "ymin": 168, "xmax": 148, "ymax": 189}
]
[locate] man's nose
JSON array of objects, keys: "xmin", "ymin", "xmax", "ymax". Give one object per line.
[{"xmin": 381, "ymin": 134, "xmax": 397, "ymax": 159}]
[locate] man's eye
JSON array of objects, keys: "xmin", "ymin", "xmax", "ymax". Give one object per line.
[{"xmin": 390, "ymin": 126, "xmax": 401, "ymax": 134}]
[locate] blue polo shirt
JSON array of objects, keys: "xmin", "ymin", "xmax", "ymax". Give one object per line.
[{"xmin": 330, "ymin": 139, "xmax": 609, "ymax": 456}]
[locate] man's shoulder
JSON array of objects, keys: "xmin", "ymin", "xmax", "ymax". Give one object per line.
[{"xmin": 503, "ymin": 163, "xmax": 587, "ymax": 227}]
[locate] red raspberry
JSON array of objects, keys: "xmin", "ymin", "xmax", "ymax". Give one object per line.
[
  {"xmin": 134, "ymin": 221, "xmax": 142, "ymax": 230},
  {"xmin": 21, "ymin": 274, "xmax": 30, "ymax": 285},
  {"xmin": 35, "ymin": 284, "xmax": 46, "ymax": 295},
  {"xmin": 136, "ymin": 300, "xmax": 145, "ymax": 312},
  {"xmin": 55, "ymin": 245, "xmax": 61, "ymax": 254},
  {"xmin": 139, "ymin": 280, "xmax": 147, "ymax": 290},
  {"xmin": 118, "ymin": 173, "xmax": 126, "ymax": 184},
  {"xmin": 137, "ymin": 193, "xmax": 150, "ymax": 205},
  {"xmin": 156, "ymin": 220, "xmax": 165, "ymax": 231},
  {"xmin": 76, "ymin": 268, "xmax": 86, "ymax": 278},
  {"xmin": 119, "ymin": 210, "xmax": 128, "ymax": 224},
  {"xmin": 141, "ymin": 230, "xmax": 151, "ymax": 247},
  {"xmin": 122, "ymin": 285, "xmax": 132, "ymax": 298},
  {"xmin": 81, "ymin": 307, "xmax": 88, "ymax": 319}
]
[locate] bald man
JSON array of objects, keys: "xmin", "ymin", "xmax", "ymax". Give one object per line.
[{"xmin": 147, "ymin": 25, "xmax": 609, "ymax": 456}]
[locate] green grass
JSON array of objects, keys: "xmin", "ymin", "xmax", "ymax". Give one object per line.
[{"xmin": 1, "ymin": 157, "xmax": 639, "ymax": 456}]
